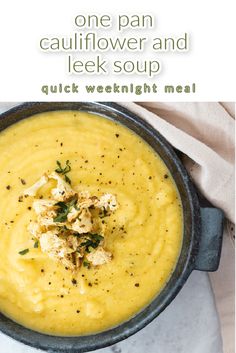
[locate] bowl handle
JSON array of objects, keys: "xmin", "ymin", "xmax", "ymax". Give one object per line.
[{"xmin": 194, "ymin": 207, "xmax": 224, "ymax": 272}]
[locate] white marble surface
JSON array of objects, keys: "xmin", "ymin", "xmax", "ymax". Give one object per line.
[{"xmin": 0, "ymin": 103, "xmax": 223, "ymax": 353}]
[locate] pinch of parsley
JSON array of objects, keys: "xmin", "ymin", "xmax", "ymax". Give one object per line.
[
  {"xmin": 53, "ymin": 196, "xmax": 78, "ymax": 223},
  {"xmin": 64, "ymin": 174, "xmax": 71, "ymax": 185},
  {"xmin": 19, "ymin": 248, "xmax": 29, "ymax": 255},
  {"xmin": 55, "ymin": 160, "xmax": 71, "ymax": 184},
  {"xmin": 34, "ymin": 240, "xmax": 39, "ymax": 248},
  {"xmin": 83, "ymin": 260, "xmax": 91, "ymax": 268}
]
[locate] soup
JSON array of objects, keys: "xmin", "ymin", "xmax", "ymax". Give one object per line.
[{"xmin": 0, "ymin": 110, "xmax": 182, "ymax": 335}]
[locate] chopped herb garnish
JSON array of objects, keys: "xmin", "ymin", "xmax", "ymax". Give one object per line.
[
  {"xmin": 55, "ymin": 160, "xmax": 72, "ymax": 184},
  {"xmin": 60, "ymin": 225, "xmax": 69, "ymax": 231},
  {"xmin": 83, "ymin": 260, "xmax": 91, "ymax": 268},
  {"xmin": 19, "ymin": 248, "xmax": 29, "ymax": 255},
  {"xmin": 23, "ymin": 167, "xmax": 117, "ymax": 271},
  {"xmin": 53, "ymin": 196, "xmax": 78, "ymax": 223},
  {"xmin": 80, "ymin": 233, "xmax": 104, "ymax": 253},
  {"xmin": 53, "ymin": 203, "xmax": 68, "ymax": 223},
  {"xmin": 55, "ymin": 160, "xmax": 71, "ymax": 174},
  {"xmin": 64, "ymin": 174, "xmax": 71, "ymax": 184},
  {"xmin": 34, "ymin": 240, "xmax": 39, "ymax": 248}
]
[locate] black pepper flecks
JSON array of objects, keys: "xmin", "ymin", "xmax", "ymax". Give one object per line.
[{"xmin": 18, "ymin": 196, "xmax": 23, "ymax": 202}]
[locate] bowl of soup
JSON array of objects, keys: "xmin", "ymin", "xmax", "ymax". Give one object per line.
[{"xmin": 0, "ymin": 102, "xmax": 223, "ymax": 352}]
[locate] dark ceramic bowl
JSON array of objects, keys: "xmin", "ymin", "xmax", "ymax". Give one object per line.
[{"xmin": 0, "ymin": 102, "xmax": 224, "ymax": 353}]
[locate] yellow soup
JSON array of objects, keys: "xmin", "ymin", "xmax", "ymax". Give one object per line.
[{"xmin": 0, "ymin": 110, "xmax": 182, "ymax": 335}]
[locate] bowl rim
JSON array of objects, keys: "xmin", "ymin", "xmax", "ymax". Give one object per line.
[{"xmin": 0, "ymin": 102, "xmax": 201, "ymax": 353}]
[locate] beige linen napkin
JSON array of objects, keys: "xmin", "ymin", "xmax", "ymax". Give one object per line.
[{"xmin": 120, "ymin": 102, "xmax": 235, "ymax": 353}]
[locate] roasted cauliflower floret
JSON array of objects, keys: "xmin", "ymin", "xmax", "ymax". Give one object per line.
[
  {"xmin": 67, "ymin": 207, "xmax": 80, "ymax": 222},
  {"xmin": 77, "ymin": 191, "xmax": 99, "ymax": 209},
  {"xmin": 28, "ymin": 222, "xmax": 41, "ymax": 238},
  {"xmin": 66, "ymin": 235, "xmax": 80, "ymax": 252},
  {"xmin": 38, "ymin": 211, "xmax": 59, "ymax": 227},
  {"xmin": 71, "ymin": 209, "xmax": 93, "ymax": 234},
  {"xmin": 33, "ymin": 199, "xmax": 56, "ymax": 215},
  {"xmin": 39, "ymin": 230, "xmax": 75, "ymax": 267},
  {"xmin": 49, "ymin": 172, "xmax": 76, "ymax": 202},
  {"xmin": 98, "ymin": 193, "xmax": 118, "ymax": 212},
  {"xmin": 23, "ymin": 174, "xmax": 48, "ymax": 197},
  {"xmin": 86, "ymin": 247, "xmax": 112, "ymax": 266}
]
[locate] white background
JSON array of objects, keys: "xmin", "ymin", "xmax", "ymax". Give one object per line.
[{"xmin": 0, "ymin": 0, "xmax": 235, "ymax": 101}]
